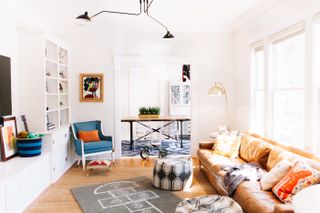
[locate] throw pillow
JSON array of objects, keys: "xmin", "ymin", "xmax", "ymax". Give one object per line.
[
  {"xmin": 212, "ymin": 135, "xmax": 241, "ymax": 158},
  {"xmin": 260, "ymin": 159, "xmax": 292, "ymax": 190},
  {"xmin": 218, "ymin": 126, "xmax": 240, "ymax": 136},
  {"xmin": 272, "ymin": 160, "xmax": 320, "ymax": 203},
  {"xmin": 78, "ymin": 130, "xmax": 100, "ymax": 142}
]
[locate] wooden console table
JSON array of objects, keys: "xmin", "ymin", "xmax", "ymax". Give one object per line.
[{"xmin": 121, "ymin": 116, "xmax": 191, "ymax": 150}]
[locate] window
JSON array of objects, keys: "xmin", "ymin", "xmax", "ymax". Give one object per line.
[
  {"xmin": 251, "ymin": 46, "xmax": 264, "ymax": 134},
  {"xmin": 314, "ymin": 20, "xmax": 320, "ymax": 153},
  {"xmin": 271, "ymin": 32, "xmax": 305, "ymax": 147}
]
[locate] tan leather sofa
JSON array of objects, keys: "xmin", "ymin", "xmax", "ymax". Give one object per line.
[{"xmin": 197, "ymin": 133, "xmax": 320, "ymax": 213}]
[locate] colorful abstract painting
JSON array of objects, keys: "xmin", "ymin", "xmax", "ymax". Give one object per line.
[{"xmin": 80, "ymin": 73, "xmax": 104, "ymax": 102}]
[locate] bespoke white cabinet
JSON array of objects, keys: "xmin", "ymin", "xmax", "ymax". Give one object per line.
[
  {"xmin": 0, "ymin": 183, "xmax": 5, "ymax": 213},
  {"xmin": 43, "ymin": 126, "xmax": 74, "ymax": 182},
  {"xmin": 0, "ymin": 153, "xmax": 51, "ymax": 213}
]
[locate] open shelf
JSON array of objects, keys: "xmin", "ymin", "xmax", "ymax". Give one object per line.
[{"xmin": 44, "ymin": 38, "xmax": 69, "ymax": 133}]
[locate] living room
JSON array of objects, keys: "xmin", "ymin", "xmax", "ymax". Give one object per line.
[{"xmin": 0, "ymin": 0, "xmax": 320, "ymax": 212}]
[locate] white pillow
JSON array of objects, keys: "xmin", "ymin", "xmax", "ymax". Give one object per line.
[{"xmin": 260, "ymin": 159, "xmax": 292, "ymax": 191}]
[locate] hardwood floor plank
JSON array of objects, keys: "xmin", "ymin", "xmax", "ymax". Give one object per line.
[{"xmin": 25, "ymin": 157, "xmax": 216, "ymax": 213}]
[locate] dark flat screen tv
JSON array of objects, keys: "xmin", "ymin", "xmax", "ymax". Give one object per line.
[{"xmin": 0, "ymin": 55, "xmax": 12, "ymax": 117}]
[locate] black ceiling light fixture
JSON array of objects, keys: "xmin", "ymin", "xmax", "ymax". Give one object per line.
[{"xmin": 76, "ymin": 0, "xmax": 174, "ymax": 39}]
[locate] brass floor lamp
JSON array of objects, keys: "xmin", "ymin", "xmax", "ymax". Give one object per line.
[{"xmin": 207, "ymin": 82, "xmax": 230, "ymax": 130}]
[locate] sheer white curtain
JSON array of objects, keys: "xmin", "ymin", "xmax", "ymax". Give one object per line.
[
  {"xmin": 271, "ymin": 31, "xmax": 306, "ymax": 147},
  {"xmin": 251, "ymin": 46, "xmax": 264, "ymax": 135},
  {"xmin": 314, "ymin": 20, "xmax": 320, "ymax": 153}
]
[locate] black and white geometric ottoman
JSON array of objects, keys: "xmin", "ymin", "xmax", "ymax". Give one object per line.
[{"xmin": 153, "ymin": 157, "xmax": 193, "ymax": 191}]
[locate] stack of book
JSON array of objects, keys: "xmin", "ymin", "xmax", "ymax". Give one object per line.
[{"xmin": 47, "ymin": 123, "xmax": 55, "ymax": 130}]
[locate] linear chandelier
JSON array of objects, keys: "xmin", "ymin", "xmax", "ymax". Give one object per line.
[{"xmin": 76, "ymin": 0, "xmax": 174, "ymax": 39}]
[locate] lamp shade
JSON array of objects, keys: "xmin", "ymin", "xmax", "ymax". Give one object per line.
[
  {"xmin": 76, "ymin": 12, "xmax": 91, "ymax": 22},
  {"xmin": 163, "ymin": 31, "xmax": 174, "ymax": 39},
  {"xmin": 207, "ymin": 83, "xmax": 225, "ymax": 96}
]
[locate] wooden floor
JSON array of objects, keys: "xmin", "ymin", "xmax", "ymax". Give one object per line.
[{"xmin": 25, "ymin": 157, "xmax": 216, "ymax": 213}]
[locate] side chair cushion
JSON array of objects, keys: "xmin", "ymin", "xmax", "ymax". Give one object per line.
[
  {"xmin": 78, "ymin": 130, "xmax": 100, "ymax": 142},
  {"xmin": 83, "ymin": 141, "xmax": 113, "ymax": 154}
]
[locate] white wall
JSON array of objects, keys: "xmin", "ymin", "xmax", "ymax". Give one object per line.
[
  {"xmin": 234, "ymin": 0, "xmax": 320, "ymax": 142},
  {"xmin": 62, "ymin": 33, "xmax": 235, "ymax": 157},
  {"xmin": 0, "ymin": 1, "xmax": 19, "ymax": 116}
]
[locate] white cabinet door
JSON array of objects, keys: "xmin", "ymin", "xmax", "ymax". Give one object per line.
[
  {"xmin": 32, "ymin": 154, "xmax": 51, "ymax": 197},
  {"xmin": 51, "ymin": 127, "xmax": 71, "ymax": 182},
  {"xmin": 51, "ymin": 132, "xmax": 60, "ymax": 182},
  {"xmin": 0, "ymin": 183, "xmax": 6, "ymax": 213},
  {"xmin": 6, "ymin": 169, "xmax": 33, "ymax": 213}
]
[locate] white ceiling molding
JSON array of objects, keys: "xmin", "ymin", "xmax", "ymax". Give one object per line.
[{"xmin": 231, "ymin": 0, "xmax": 284, "ymax": 32}]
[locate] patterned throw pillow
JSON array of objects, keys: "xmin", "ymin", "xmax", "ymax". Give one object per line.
[
  {"xmin": 212, "ymin": 135, "xmax": 241, "ymax": 159},
  {"xmin": 272, "ymin": 161, "xmax": 320, "ymax": 203}
]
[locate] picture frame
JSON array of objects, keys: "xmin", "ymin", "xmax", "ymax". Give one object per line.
[
  {"xmin": 80, "ymin": 73, "xmax": 104, "ymax": 102},
  {"xmin": 0, "ymin": 116, "xmax": 18, "ymax": 161}
]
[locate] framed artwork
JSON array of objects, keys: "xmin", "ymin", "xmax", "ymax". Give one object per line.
[
  {"xmin": 80, "ymin": 73, "xmax": 104, "ymax": 102},
  {"xmin": 182, "ymin": 64, "xmax": 191, "ymax": 82},
  {"xmin": 0, "ymin": 116, "xmax": 18, "ymax": 161}
]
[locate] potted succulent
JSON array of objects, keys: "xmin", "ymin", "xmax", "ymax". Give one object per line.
[{"xmin": 138, "ymin": 106, "xmax": 160, "ymax": 118}]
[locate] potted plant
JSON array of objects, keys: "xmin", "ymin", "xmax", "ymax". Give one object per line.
[{"xmin": 138, "ymin": 106, "xmax": 160, "ymax": 118}]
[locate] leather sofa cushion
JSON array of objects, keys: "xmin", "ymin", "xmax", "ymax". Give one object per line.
[
  {"xmin": 197, "ymin": 149, "xmax": 245, "ymax": 183},
  {"xmin": 266, "ymin": 148, "xmax": 302, "ymax": 171},
  {"xmin": 233, "ymin": 181, "xmax": 283, "ymax": 213},
  {"xmin": 198, "ymin": 141, "xmax": 215, "ymax": 150},
  {"xmin": 274, "ymin": 204, "xmax": 295, "ymax": 213},
  {"xmin": 240, "ymin": 135, "xmax": 272, "ymax": 168}
]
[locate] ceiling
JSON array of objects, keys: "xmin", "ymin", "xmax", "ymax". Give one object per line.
[{"xmin": 10, "ymin": 0, "xmax": 268, "ymax": 35}]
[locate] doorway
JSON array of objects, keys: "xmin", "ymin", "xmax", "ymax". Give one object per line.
[{"xmin": 114, "ymin": 57, "xmax": 192, "ymax": 158}]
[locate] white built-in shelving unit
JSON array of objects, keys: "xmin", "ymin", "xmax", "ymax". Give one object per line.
[{"xmin": 45, "ymin": 39, "xmax": 69, "ymax": 132}]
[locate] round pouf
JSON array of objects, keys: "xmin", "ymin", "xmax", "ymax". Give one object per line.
[
  {"xmin": 153, "ymin": 158, "xmax": 193, "ymax": 191},
  {"xmin": 175, "ymin": 195, "xmax": 243, "ymax": 213}
]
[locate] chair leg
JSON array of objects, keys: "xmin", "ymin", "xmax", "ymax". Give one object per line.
[
  {"xmin": 111, "ymin": 152, "xmax": 115, "ymax": 165},
  {"xmin": 82, "ymin": 155, "xmax": 86, "ymax": 171},
  {"xmin": 77, "ymin": 157, "xmax": 81, "ymax": 166}
]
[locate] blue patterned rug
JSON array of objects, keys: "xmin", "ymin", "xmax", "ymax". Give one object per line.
[{"xmin": 121, "ymin": 140, "xmax": 191, "ymax": 157}]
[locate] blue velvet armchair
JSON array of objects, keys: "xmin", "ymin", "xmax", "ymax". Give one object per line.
[{"xmin": 71, "ymin": 120, "xmax": 114, "ymax": 170}]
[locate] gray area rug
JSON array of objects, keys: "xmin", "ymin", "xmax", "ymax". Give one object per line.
[{"xmin": 72, "ymin": 176, "xmax": 182, "ymax": 213}]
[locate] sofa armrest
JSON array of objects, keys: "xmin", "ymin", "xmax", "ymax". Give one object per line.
[
  {"xmin": 199, "ymin": 140, "xmax": 215, "ymax": 150},
  {"xmin": 274, "ymin": 204, "xmax": 294, "ymax": 213}
]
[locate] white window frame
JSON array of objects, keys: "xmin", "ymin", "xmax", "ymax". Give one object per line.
[
  {"xmin": 313, "ymin": 17, "xmax": 320, "ymax": 153},
  {"xmin": 250, "ymin": 43, "xmax": 265, "ymax": 135},
  {"xmin": 270, "ymin": 28, "xmax": 306, "ymax": 147}
]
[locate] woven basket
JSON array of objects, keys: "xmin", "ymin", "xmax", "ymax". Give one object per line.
[{"xmin": 16, "ymin": 137, "xmax": 42, "ymax": 157}]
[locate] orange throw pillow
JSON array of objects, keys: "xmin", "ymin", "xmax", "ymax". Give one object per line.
[
  {"xmin": 78, "ymin": 130, "xmax": 100, "ymax": 142},
  {"xmin": 272, "ymin": 161, "xmax": 320, "ymax": 203}
]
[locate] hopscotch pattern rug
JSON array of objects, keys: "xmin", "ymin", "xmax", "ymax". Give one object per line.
[{"xmin": 72, "ymin": 177, "xmax": 182, "ymax": 213}]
